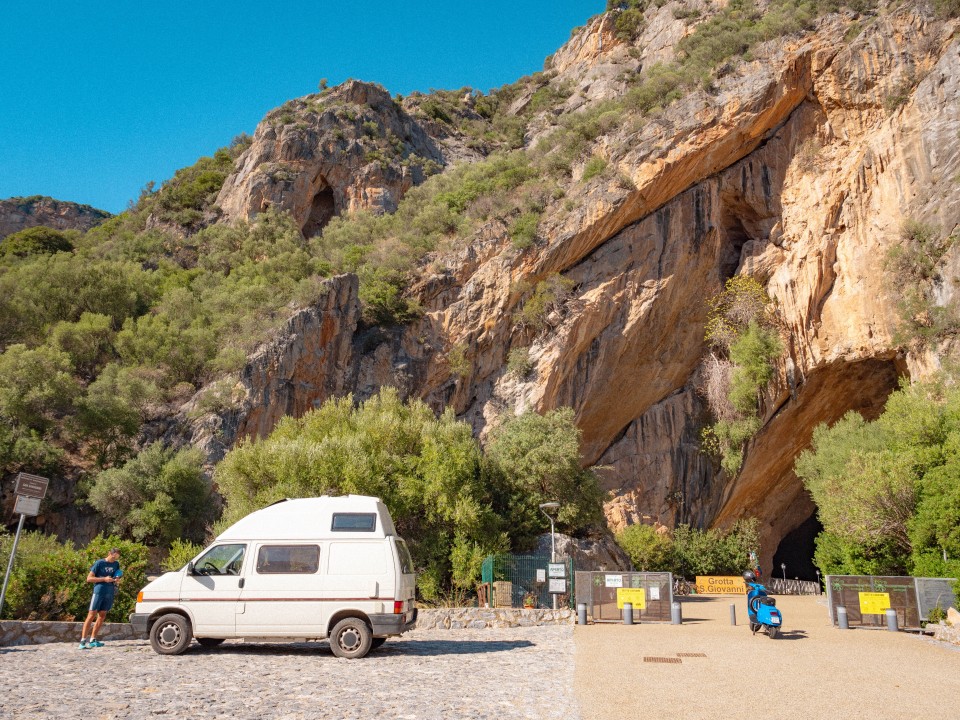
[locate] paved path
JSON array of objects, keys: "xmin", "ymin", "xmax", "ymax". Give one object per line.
[
  {"xmin": 574, "ymin": 594, "xmax": 960, "ymax": 720},
  {"xmin": 0, "ymin": 627, "xmax": 574, "ymax": 720}
]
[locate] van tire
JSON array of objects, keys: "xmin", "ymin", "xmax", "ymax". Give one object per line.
[
  {"xmin": 330, "ymin": 617, "xmax": 372, "ymax": 659},
  {"xmin": 150, "ymin": 613, "xmax": 192, "ymax": 655},
  {"xmin": 196, "ymin": 637, "xmax": 225, "ymax": 647}
]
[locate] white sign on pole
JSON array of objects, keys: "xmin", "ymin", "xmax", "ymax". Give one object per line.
[
  {"xmin": 548, "ymin": 563, "xmax": 566, "ymax": 578},
  {"xmin": 536, "ymin": 569, "xmax": 546, "ymax": 583},
  {"xmin": 14, "ymin": 495, "xmax": 41, "ymax": 517},
  {"xmin": 605, "ymin": 574, "xmax": 623, "ymax": 588},
  {"xmin": 649, "ymin": 586, "xmax": 660, "ymax": 601},
  {"xmin": 549, "ymin": 578, "xmax": 567, "ymax": 594}
]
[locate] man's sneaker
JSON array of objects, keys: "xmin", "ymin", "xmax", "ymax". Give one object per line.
[
  {"xmin": 88, "ymin": 640, "xmax": 105, "ymax": 648},
  {"xmin": 78, "ymin": 641, "xmax": 90, "ymax": 649}
]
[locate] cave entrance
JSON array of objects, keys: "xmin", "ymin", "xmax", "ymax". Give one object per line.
[
  {"xmin": 772, "ymin": 512, "xmax": 823, "ymax": 582},
  {"xmin": 302, "ymin": 186, "xmax": 336, "ymax": 238}
]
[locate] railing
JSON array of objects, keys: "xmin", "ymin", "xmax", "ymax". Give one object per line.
[{"xmin": 767, "ymin": 577, "xmax": 821, "ymax": 595}]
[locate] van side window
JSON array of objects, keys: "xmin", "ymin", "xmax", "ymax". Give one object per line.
[
  {"xmin": 194, "ymin": 544, "xmax": 246, "ymax": 576},
  {"xmin": 256, "ymin": 545, "xmax": 320, "ymax": 574},
  {"xmin": 331, "ymin": 512, "xmax": 377, "ymax": 532}
]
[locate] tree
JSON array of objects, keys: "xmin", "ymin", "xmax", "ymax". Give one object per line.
[
  {"xmin": 485, "ymin": 407, "xmax": 604, "ymax": 548},
  {"xmin": 0, "ymin": 344, "xmax": 80, "ymax": 432},
  {"xmin": 0, "ymin": 226, "xmax": 73, "ymax": 258},
  {"xmin": 86, "ymin": 443, "xmax": 210, "ymax": 546},
  {"xmin": 617, "ymin": 524, "xmax": 673, "ymax": 571},
  {"xmin": 215, "ymin": 388, "xmax": 506, "ymax": 599}
]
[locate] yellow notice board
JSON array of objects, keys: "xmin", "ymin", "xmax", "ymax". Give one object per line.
[
  {"xmin": 859, "ymin": 592, "xmax": 891, "ymax": 615},
  {"xmin": 616, "ymin": 588, "xmax": 646, "ymax": 609},
  {"xmin": 695, "ymin": 576, "xmax": 747, "ymax": 594}
]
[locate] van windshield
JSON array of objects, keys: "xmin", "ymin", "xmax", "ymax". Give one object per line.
[
  {"xmin": 193, "ymin": 544, "xmax": 246, "ymax": 575},
  {"xmin": 396, "ymin": 538, "xmax": 414, "ymax": 575}
]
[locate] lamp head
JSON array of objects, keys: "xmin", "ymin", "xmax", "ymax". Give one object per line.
[{"xmin": 539, "ymin": 501, "xmax": 560, "ymax": 511}]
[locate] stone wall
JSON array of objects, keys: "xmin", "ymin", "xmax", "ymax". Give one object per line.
[
  {"xmin": 0, "ymin": 608, "xmax": 574, "ymax": 647},
  {"xmin": 0, "ymin": 620, "xmax": 142, "ymax": 647}
]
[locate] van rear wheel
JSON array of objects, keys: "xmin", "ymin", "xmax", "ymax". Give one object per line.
[
  {"xmin": 330, "ymin": 617, "xmax": 372, "ymax": 659},
  {"xmin": 150, "ymin": 613, "xmax": 192, "ymax": 655}
]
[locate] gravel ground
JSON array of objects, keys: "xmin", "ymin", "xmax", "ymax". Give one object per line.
[
  {"xmin": 574, "ymin": 594, "xmax": 960, "ymax": 720},
  {"xmin": 0, "ymin": 626, "xmax": 574, "ymax": 720}
]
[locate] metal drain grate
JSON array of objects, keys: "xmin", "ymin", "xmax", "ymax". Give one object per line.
[
  {"xmin": 676, "ymin": 652, "xmax": 707, "ymax": 657},
  {"xmin": 644, "ymin": 656, "xmax": 682, "ymax": 664}
]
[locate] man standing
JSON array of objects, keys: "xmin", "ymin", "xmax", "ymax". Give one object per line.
[{"xmin": 79, "ymin": 548, "xmax": 121, "ymax": 649}]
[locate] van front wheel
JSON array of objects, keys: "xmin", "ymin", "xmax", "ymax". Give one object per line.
[
  {"xmin": 330, "ymin": 617, "xmax": 372, "ymax": 659},
  {"xmin": 150, "ymin": 613, "xmax": 192, "ymax": 655}
]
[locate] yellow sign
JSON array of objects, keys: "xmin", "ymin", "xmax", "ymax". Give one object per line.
[
  {"xmin": 858, "ymin": 592, "xmax": 891, "ymax": 615},
  {"xmin": 695, "ymin": 576, "xmax": 747, "ymax": 595},
  {"xmin": 616, "ymin": 588, "xmax": 646, "ymax": 609}
]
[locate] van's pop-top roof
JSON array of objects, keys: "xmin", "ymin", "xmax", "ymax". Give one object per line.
[{"xmin": 217, "ymin": 495, "xmax": 396, "ymax": 541}]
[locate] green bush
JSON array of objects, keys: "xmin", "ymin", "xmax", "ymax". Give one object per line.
[
  {"xmin": 506, "ymin": 346, "xmax": 534, "ymax": 378},
  {"xmin": 510, "ymin": 212, "xmax": 540, "ymax": 249},
  {"xmin": 581, "ymin": 155, "xmax": 608, "ymax": 183},
  {"xmin": 672, "ymin": 519, "xmax": 760, "ymax": 577},
  {"xmin": 485, "ymin": 407, "xmax": 605, "ymax": 548},
  {"xmin": 515, "ymin": 274, "xmax": 575, "ymax": 331},
  {"xmin": 161, "ymin": 539, "xmax": 205, "ymax": 572},
  {"xmin": 617, "ymin": 523, "xmax": 673, "ymax": 571},
  {"xmin": 0, "ymin": 226, "xmax": 73, "ymax": 258},
  {"xmin": 0, "ymin": 533, "xmax": 149, "ymax": 622},
  {"xmin": 0, "ymin": 344, "xmax": 80, "ymax": 432},
  {"xmin": 86, "ymin": 443, "xmax": 210, "ymax": 546},
  {"xmin": 49, "ymin": 312, "xmax": 115, "ymax": 379}
]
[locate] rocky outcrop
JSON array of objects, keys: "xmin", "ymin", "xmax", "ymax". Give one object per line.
[
  {"xmin": 193, "ymin": 6, "xmax": 959, "ymax": 577},
  {"xmin": 216, "ymin": 81, "xmax": 471, "ymax": 236},
  {"xmin": 0, "ymin": 196, "xmax": 110, "ymax": 239}
]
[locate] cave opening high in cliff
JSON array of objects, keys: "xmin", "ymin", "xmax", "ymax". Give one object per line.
[{"xmin": 302, "ymin": 185, "xmax": 337, "ymax": 238}]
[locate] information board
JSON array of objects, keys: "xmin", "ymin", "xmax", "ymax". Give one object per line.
[
  {"xmin": 616, "ymin": 588, "xmax": 646, "ymax": 610},
  {"xmin": 14, "ymin": 472, "xmax": 48, "ymax": 499},
  {"xmin": 13, "ymin": 495, "xmax": 41, "ymax": 517},
  {"xmin": 858, "ymin": 591, "xmax": 891, "ymax": 615}
]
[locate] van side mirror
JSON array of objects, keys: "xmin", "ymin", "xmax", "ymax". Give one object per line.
[{"xmin": 186, "ymin": 562, "xmax": 195, "ymax": 575}]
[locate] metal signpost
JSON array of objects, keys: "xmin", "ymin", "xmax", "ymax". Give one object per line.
[{"xmin": 1, "ymin": 472, "xmax": 49, "ymax": 616}]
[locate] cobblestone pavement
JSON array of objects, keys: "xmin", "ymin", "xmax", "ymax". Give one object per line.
[{"xmin": 0, "ymin": 626, "xmax": 576, "ymax": 720}]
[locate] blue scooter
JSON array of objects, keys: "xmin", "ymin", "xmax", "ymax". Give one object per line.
[{"xmin": 743, "ymin": 571, "xmax": 782, "ymax": 638}]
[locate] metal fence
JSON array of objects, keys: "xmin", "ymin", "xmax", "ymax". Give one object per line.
[
  {"xmin": 767, "ymin": 577, "xmax": 820, "ymax": 595},
  {"xmin": 480, "ymin": 554, "xmax": 575, "ymax": 609},
  {"xmin": 575, "ymin": 571, "xmax": 673, "ymax": 623},
  {"xmin": 825, "ymin": 575, "xmax": 957, "ymax": 629}
]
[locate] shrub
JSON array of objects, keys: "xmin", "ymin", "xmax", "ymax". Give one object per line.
[
  {"xmin": 510, "ymin": 212, "xmax": 540, "ymax": 249},
  {"xmin": 86, "ymin": 443, "xmax": 210, "ymax": 546},
  {"xmin": 515, "ymin": 274, "xmax": 575, "ymax": 331},
  {"xmin": 0, "ymin": 226, "xmax": 73, "ymax": 258},
  {"xmin": 581, "ymin": 155, "xmax": 608, "ymax": 183},
  {"xmin": 0, "ymin": 344, "xmax": 80, "ymax": 432},
  {"xmin": 161, "ymin": 539, "xmax": 205, "ymax": 572},
  {"xmin": 49, "ymin": 312, "xmax": 115, "ymax": 379},
  {"xmin": 506, "ymin": 346, "xmax": 534, "ymax": 378},
  {"xmin": 0, "ymin": 533, "xmax": 148, "ymax": 622},
  {"xmin": 617, "ymin": 524, "xmax": 674, "ymax": 571}
]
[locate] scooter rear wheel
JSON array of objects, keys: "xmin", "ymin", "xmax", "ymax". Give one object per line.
[{"xmin": 767, "ymin": 626, "xmax": 780, "ymax": 639}]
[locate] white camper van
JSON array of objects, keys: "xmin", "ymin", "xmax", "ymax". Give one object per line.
[{"xmin": 130, "ymin": 495, "xmax": 417, "ymax": 658}]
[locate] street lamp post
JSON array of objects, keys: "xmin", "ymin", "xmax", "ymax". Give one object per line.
[
  {"xmin": 539, "ymin": 502, "xmax": 560, "ymax": 610},
  {"xmin": 815, "ymin": 569, "xmax": 821, "ymax": 595},
  {"xmin": 781, "ymin": 562, "xmax": 787, "ymax": 590}
]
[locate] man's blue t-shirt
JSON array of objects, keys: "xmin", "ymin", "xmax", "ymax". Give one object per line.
[{"xmin": 90, "ymin": 559, "xmax": 120, "ymax": 598}]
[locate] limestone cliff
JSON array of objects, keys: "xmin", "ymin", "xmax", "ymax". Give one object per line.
[
  {"xmin": 197, "ymin": 3, "xmax": 959, "ymax": 575},
  {"xmin": 0, "ymin": 196, "xmax": 110, "ymax": 239}
]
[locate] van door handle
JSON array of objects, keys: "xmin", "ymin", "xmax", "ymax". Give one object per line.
[{"xmin": 239, "ymin": 578, "xmax": 245, "ymax": 588}]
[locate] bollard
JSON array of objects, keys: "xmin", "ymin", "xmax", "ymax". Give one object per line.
[
  {"xmin": 578, "ymin": 602, "xmax": 587, "ymax": 626},
  {"xmin": 885, "ymin": 608, "xmax": 899, "ymax": 632},
  {"xmin": 671, "ymin": 601, "xmax": 682, "ymax": 625},
  {"xmin": 837, "ymin": 605, "xmax": 849, "ymax": 629},
  {"xmin": 730, "ymin": 603, "xmax": 737, "ymax": 626},
  {"xmin": 623, "ymin": 602, "xmax": 634, "ymax": 625}
]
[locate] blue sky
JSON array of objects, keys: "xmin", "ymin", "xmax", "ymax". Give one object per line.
[{"xmin": 0, "ymin": 1, "xmax": 603, "ymax": 214}]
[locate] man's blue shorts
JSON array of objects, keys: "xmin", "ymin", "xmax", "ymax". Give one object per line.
[{"xmin": 90, "ymin": 592, "xmax": 115, "ymax": 612}]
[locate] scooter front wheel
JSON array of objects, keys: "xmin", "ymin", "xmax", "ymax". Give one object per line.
[{"xmin": 767, "ymin": 626, "xmax": 780, "ymax": 639}]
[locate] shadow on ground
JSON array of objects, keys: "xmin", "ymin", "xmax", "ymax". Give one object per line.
[{"xmin": 186, "ymin": 638, "xmax": 535, "ymax": 657}]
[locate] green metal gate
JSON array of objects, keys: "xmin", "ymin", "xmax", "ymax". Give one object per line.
[{"xmin": 480, "ymin": 554, "xmax": 575, "ymax": 609}]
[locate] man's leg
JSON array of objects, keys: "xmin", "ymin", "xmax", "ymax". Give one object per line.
[
  {"xmin": 91, "ymin": 610, "xmax": 107, "ymax": 640},
  {"xmin": 81, "ymin": 610, "xmax": 97, "ymax": 640}
]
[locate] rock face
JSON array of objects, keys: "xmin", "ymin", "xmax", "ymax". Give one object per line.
[
  {"xmin": 196, "ymin": 6, "xmax": 960, "ymax": 576},
  {"xmin": 0, "ymin": 196, "xmax": 110, "ymax": 239},
  {"xmin": 216, "ymin": 81, "xmax": 476, "ymax": 237}
]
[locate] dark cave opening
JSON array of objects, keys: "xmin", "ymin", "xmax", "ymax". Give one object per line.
[
  {"xmin": 772, "ymin": 512, "xmax": 823, "ymax": 582},
  {"xmin": 302, "ymin": 186, "xmax": 336, "ymax": 238}
]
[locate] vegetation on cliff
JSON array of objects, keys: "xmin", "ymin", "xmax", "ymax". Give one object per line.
[{"xmin": 616, "ymin": 518, "xmax": 761, "ymax": 576}]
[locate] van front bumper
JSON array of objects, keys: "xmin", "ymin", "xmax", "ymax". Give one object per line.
[
  {"xmin": 129, "ymin": 613, "xmax": 151, "ymax": 634},
  {"xmin": 370, "ymin": 608, "xmax": 418, "ymax": 636}
]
